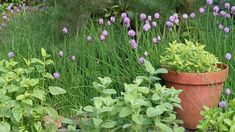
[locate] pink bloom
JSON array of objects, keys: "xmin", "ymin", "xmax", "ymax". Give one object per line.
[
  {"xmin": 62, "ymin": 27, "xmax": 68, "ymax": 34},
  {"xmin": 99, "ymin": 18, "xmax": 104, "ymax": 25},
  {"xmin": 128, "ymin": 30, "xmax": 136, "ymax": 37},
  {"xmin": 102, "ymin": 30, "xmax": 108, "ymax": 37},
  {"xmin": 154, "ymin": 13, "xmax": 160, "ymax": 19},
  {"xmin": 199, "ymin": 7, "xmax": 205, "ymax": 14},
  {"xmin": 100, "ymin": 34, "xmax": 106, "ymax": 41},
  {"xmin": 143, "ymin": 23, "xmax": 151, "ymax": 31},
  {"xmin": 140, "ymin": 13, "xmax": 146, "ymax": 21},
  {"xmin": 152, "ymin": 21, "xmax": 157, "ymax": 27},
  {"xmin": 129, "ymin": 39, "xmax": 137, "ymax": 49},
  {"xmin": 121, "ymin": 12, "xmax": 127, "ymax": 19}
]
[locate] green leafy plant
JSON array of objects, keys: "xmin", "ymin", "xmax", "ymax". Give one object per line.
[
  {"xmin": 0, "ymin": 48, "xmax": 66, "ymax": 132},
  {"xmin": 197, "ymin": 99, "xmax": 235, "ymax": 132},
  {"xmin": 160, "ymin": 40, "xmax": 220, "ymax": 73},
  {"xmin": 76, "ymin": 60, "xmax": 184, "ymax": 132}
]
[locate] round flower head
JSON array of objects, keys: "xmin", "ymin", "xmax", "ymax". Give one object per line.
[
  {"xmin": 62, "ymin": 27, "xmax": 68, "ymax": 34},
  {"xmin": 166, "ymin": 21, "xmax": 173, "ymax": 27},
  {"xmin": 143, "ymin": 23, "xmax": 151, "ymax": 31},
  {"xmin": 100, "ymin": 34, "xmax": 106, "ymax": 41},
  {"xmin": 110, "ymin": 16, "xmax": 115, "ymax": 23},
  {"xmin": 87, "ymin": 36, "xmax": 92, "ymax": 42},
  {"xmin": 2, "ymin": 15, "xmax": 8, "ymax": 21},
  {"xmin": 102, "ymin": 30, "xmax": 108, "ymax": 37},
  {"xmin": 139, "ymin": 57, "xmax": 145, "ymax": 64},
  {"xmin": 169, "ymin": 16, "xmax": 175, "ymax": 22},
  {"xmin": 220, "ymin": 11, "xmax": 226, "ymax": 16},
  {"xmin": 219, "ymin": 101, "xmax": 227, "ymax": 109},
  {"xmin": 148, "ymin": 15, "xmax": 152, "ymax": 21},
  {"xmin": 218, "ymin": 24, "xmax": 224, "ymax": 30},
  {"xmin": 144, "ymin": 51, "xmax": 148, "ymax": 57},
  {"xmin": 213, "ymin": 12, "xmax": 219, "ymax": 16},
  {"xmin": 154, "ymin": 13, "xmax": 160, "ymax": 19},
  {"xmin": 157, "ymin": 35, "xmax": 161, "ymax": 41},
  {"xmin": 224, "ymin": 27, "xmax": 230, "ymax": 33},
  {"xmin": 207, "ymin": 0, "xmax": 213, "ymax": 5},
  {"xmin": 10, "ymin": 10, "xmax": 14, "ymax": 14},
  {"xmin": 53, "ymin": 72, "xmax": 60, "ymax": 79},
  {"xmin": 121, "ymin": 12, "xmax": 127, "ymax": 19},
  {"xmin": 225, "ymin": 53, "xmax": 232, "ymax": 60},
  {"xmin": 173, "ymin": 13, "xmax": 179, "ymax": 18},
  {"xmin": 224, "ymin": 3, "xmax": 230, "ymax": 9},
  {"xmin": 140, "ymin": 13, "xmax": 146, "ymax": 21},
  {"xmin": 225, "ymin": 88, "xmax": 231, "ymax": 96},
  {"xmin": 225, "ymin": 13, "xmax": 231, "ymax": 20},
  {"xmin": 174, "ymin": 19, "xmax": 179, "ymax": 25},
  {"xmin": 182, "ymin": 14, "xmax": 188, "ymax": 19},
  {"xmin": 128, "ymin": 30, "xmax": 136, "ymax": 37},
  {"xmin": 129, "ymin": 39, "xmax": 137, "ymax": 49},
  {"xmin": 199, "ymin": 7, "xmax": 205, "ymax": 14},
  {"xmin": 123, "ymin": 17, "xmax": 130, "ymax": 24},
  {"xmin": 213, "ymin": 6, "xmax": 219, "ymax": 13},
  {"xmin": 70, "ymin": 55, "xmax": 76, "ymax": 61},
  {"xmin": 98, "ymin": 18, "xmax": 104, "ymax": 25},
  {"xmin": 152, "ymin": 21, "xmax": 157, "ymax": 27},
  {"xmin": 152, "ymin": 37, "xmax": 158, "ymax": 44},
  {"xmin": 190, "ymin": 12, "xmax": 196, "ymax": 19},
  {"xmin": 7, "ymin": 52, "xmax": 14, "ymax": 59},
  {"xmin": 125, "ymin": 23, "xmax": 130, "ymax": 28},
  {"xmin": 231, "ymin": 6, "xmax": 235, "ymax": 14},
  {"xmin": 58, "ymin": 51, "xmax": 64, "ymax": 57},
  {"xmin": 107, "ymin": 21, "xmax": 111, "ymax": 26}
]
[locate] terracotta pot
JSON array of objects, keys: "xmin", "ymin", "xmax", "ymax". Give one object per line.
[{"xmin": 161, "ymin": 64, "xmax": 228, "ymax": 129}]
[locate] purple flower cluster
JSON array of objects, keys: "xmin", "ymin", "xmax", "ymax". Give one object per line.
[{"xmin": 152, "ymin": 35, "xmax": 161, "ymax": 44}]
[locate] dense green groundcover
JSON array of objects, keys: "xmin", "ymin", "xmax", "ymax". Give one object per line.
[{"xmin": 0, "ymin": 0, "xmax": 234, "ymax": 120}]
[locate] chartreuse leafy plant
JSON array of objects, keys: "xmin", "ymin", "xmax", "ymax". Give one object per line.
[
  {"xmin": 160, "ymin": 40, "xmax": 220, "ymax": 73},
  {"xmin": 197, "ymin": 99, "xmax": 235, "ymax": 132},
  {"xmin": 0, "ymin": 48, "xmax": 67, "ymax": 132},
  {"xmin": 77, "ymin": 60, "xmax": 184, "ymax": 132}
]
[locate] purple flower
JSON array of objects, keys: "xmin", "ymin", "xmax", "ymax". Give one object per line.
[
  {"xmin": 121, "ymin": 12, "xmax": 127, "ymax": 19},
  {"xmin": 129, "ymin": 39, "xmax": 137, "ymax": 49},
  {"xmin": 182, "ymin": 14, "xmax": 188, "ymax": 19},
  {"xmin": 100, "ymin": 34, "xmax": 106, "ymax": 41},
  {"xmin": 231, "ymin": 6, "xmax": 235, "ymax": 14},
  {"xmin": 225, "ymin": 53, "xmax": 232, "ymax": 60},
  {"xmin": 226, "ymin": 88, "xmax": 231, "ymax": 96},
  {"xmin": 128, "ymin": 30, "xmax": 136, "ymax": 37},
  {"xmin": 87, "ymin": 36, "xmax": 92, "ymax": 42},
  {"xmin": 110, "ymin": 16, "xmax": 115, "ymax": 23},
  {"xmin": 152, "ymin": 37, "xmax": 159, "ymax": 44},
  {"xmin": 169, "ymin": 16, "xmax": 175, "ymax": 22},
  {"xmin": 143, "ymin": 23, "xmax": 151, "ymax": 31},
  {"xmin": 148, "ymin": 15, "xmax": 152, "ymax": 21},
  {"xmin": 220, "ymin": 11, "xmax": 226, "ymax": 16},
  {"xmin": 152, "ymin": 21, "xmax": 157, "ymax": 27},
  {"xmin": 224, "ymin": 3, "xmax": 230, "ymax": 9},
  {"xmin": 139, "ymin": 57, "xmax": 145, "ymax": 64},
  {"xmin": 166, "ymin": 21, "xmax": 173, "ymax": 27},
  {"xmin": 144, "ymin": 51, "xmax": 148, "ymax": 57},
  {"xmin": 58, "ymin": 51, "xmax": 64, "ymax": 57},
  {"xmin": 140, "ymin": 13, "xmax": 146, "ymax": 21},
  {"xmin": 7, "ymin": 52, "xmax": 14, "ymax": 59},
  {"xmin": 213, "ymin": 12, "xmax": 219, "ymax": 16},
  {"xmin": 173, "ymin": 13, "xmax": 179, "ymax": 18},
  {"xmin": 190, "ymin": 13, "xmax": 196, "ymax": 19},
  {"xmin": 53, "ymin": 72, "xmax": 60, "ymax": 79},
  {"xmin": 219, "ymin": 101, "xmax": 227, "ymax": 109},
  {"xmin": 62, "ymin": 27, "xmax": 68, "ymax": 34},
  {"xmin": 123, "ymin": 17, "xmax": 130, "ymax": 24},
  {"xmin": 99, "ymin": 18, "xmax": 104, "ymax": 25},
  {"xmin": 102, "ymin": 30, "xmax": 108, "ymax": 37},
  {"xmin": 174, "ymin": 19, "xmax": 179, "ymax": 25},
  {"xmin": 213, "ymin": 6, "xmax": 219, "ymax": 13},
  {"xmin": 207, "ymin": 0, "xmax": 213, "ymax": 5},
  {"xmin": 71, "ymin": 55, "xmax": 76, "ymax": 61},
  {"xmin": 154, "ymin": 13, "xmax": 160, "ymax": 19},
  {"xmin": 218, "ymin": 24, "xmax": 224, "ymax": 30},
  {"xmin": 2, "ymin": 15, "xmax": 8, "ymax": 21},
  {"xmin": 125, "ymin": 23, "xmax": 130, "ymax": 28},
  {"xmin": 225, "ymin": 13, "xmax": 231, "ymax": 20},
  {"xmin": 107, "ymin": 21, "xmax": 111, "ymax": 26},
  {"xmin": 224, "ymin": 27, "xmax": 230, "ymax": 33},
  {"xmin": 199, "ymin": 7, "xmax": 205, "ymax": 14}
]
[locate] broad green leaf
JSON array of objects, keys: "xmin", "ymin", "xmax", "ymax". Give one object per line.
[
  {"xmin": 45, "ymin": 107, "xmax": 59, "ymax": 118},
  {"xmin": 146, "ymin": 107, "xmax": 163, "ymax": 117},
  {"xmin": 137, "ymin": 87, "xmax": 149, "ymax": 94},
  {"xmin": 98, "ymin": 77, "xmax": 112, "ymax": 87},
  {"xmin": 32, "ymin": 88, "xmax": 46, "ymax": 101},
  {"xmin": 122, "ymin": 123, "xmax": 131, "ymax": 129},
  {"xmin": 34, "ymin": 122, "xmax": 42, "ymax": 131},
  {"xmin": 31, "ymin": 58, "xmax": 44, "ymax": 65},
  {"xmin": 224, "ymin": 119, "xmax": 232, "ymax": 126},
  {"xmin": 93, "ymin": 97, "xmax": 103, "ymax": 108},
  {"xmin": 124, "ymin": 83, "xmax": 136, "ymax": 93},
  {"xmin": 22, "ymin": 99, "xmax": 33, "ymax": 106},
  {"xmin": 49, "ymin": 86, "xmax": 67, "ymax": 95},
  {"xmin": 133, "ymin": 78, "xmax": 143, "ymax": 86},
  {"xmin": 161, "ymin": 103, "xmax": 173, "ymax": 110},
  {"xmin": 41, "ymin": 48, "xmax": 47, "ymax": 58},
  {"xmin": 119, "ymin": 106, "xmax": 133, "ymax": 117},
  {"xmin": 83, "ymin": 106, "xmax": 93, "ymax": 112},
  {"xmin": 152, "ymin": 93, "xmax": 160, "ymax": 101},
  {"xmin": 154, "ymin": 68, "xmax": 168, "ymax": 74},
  {"xmin": 12, "ymin": 107, "xmax": 23, "ymax": 122},
  {"xmin": 144, "ymin": 59, "xmax": 155, "ymax": 74},
  {"xmin": 103, "ymin": 89, "xmax": 116, "ymax": 95},
  {"xmin": 101, "ymin": 121, "xmax": 116, "ymax": 128},
  {"xmin": 0, "ymin": 122, "xmax": 11, "ymax": 132},
  {"xmin": 45, "ymin": 60, "xmax": 54, "ymax": 65},
  {"xmin": 93, "ymin": 118, "xmax": 103, "ymax": 126},
  {"xmin": 16, "ymin": 94, "xmax": 25, "ymax": 100},
  {"xmin": 155, "ymin": 121, "xmax": 172, "ymax": 132},
  {"xmin": 43, "ymin": 73, "xmax": 54, "ymax": 80},
  {"xmin": 132, "ymin": 114, "xmax": 144, "ymax": 125}
]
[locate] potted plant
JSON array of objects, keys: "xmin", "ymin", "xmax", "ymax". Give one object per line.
[{"xmin": 160, "ymin": 40, "xmax": 228, "ymax": 129}]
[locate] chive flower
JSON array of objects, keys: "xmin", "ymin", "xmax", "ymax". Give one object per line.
[
  {"xmin": 152, "ymin": 21, "xmax": 157, "ymax": 27},
  {"xmin": 225, "ymin": 13, "xmax": 231, "ymax": 20},
  {"xmin": 190, "ymin": 12, "xmax": 196, "ymax": 19},
  {"xmin": 123, "ymin": 17, "xmax": 130, "ymax": 24},
  {"xmin": 62, "ymin": 27, "xmax": 68, "ymax": 34},
  {"xmin": 182, "ymin": 14, "xmax": 188, "ymax": 19},
  {"xmin": 148, "ymin": 15, "xmax": 152, "ymax": 21},
  {"xmin": 139, "ymin": 57, "xmax": 145, "ymax": 64},
  {"xmin": 128, "ymin": 30, "xmax": 136, "ymax": 37},
  {"xmin": 220, "ymin": 11, "xmax": 226, "ymax": 16},
  {"xmin": 100, "ymin": 34, "xmax": 106, "ymax": 41},
  {"xmin": 7, "ymin": 52, "xmax": 14, "ymax": 59},
  {"xmin": 169, "ymin": 16, "xmax": 175, "ymax": 22},
  {"xmin": 219, "ymin": 101, "xmax": 227, "ymax": 109},
  {"xmin": 199, "ymin": 7, "xmax": 205, "ymax": 14},
  {"xmin": 102, "ymin": 30, "xmax": 108, "ymax": 37},
  {"xmin": 121, "ymin": 12, "xmax": 127, "ymax": 19},
  {"xmin": 231, "ymin": 6, "xmax": 235, "ymax": 14},
  {"xmin": 225, "ymin": 53, "xmax": 232, "ymax": 60},
  {"xmin": 213, "ymin": 6, "xmax": 219, "ymax": 13},
  {"xmin": 107, "ymin": 21, "xmax": 111, "ymax": 26},
  {"xmin": 144, "ymin": 51, "xmax": 148, "ymax": 57},
  {"xmin": 143, "ymin": 23, "xmax": 151, "ymax": 31},
  {"xmin": 154, "ymin": 13, "xmax": 160, "ymax": 19},
  {"xmin": 225, "ymin": 88, "xmax": 231, "ymax": 96},
  {"xmin": 140, "ymin": 13, "xmax": 146, "ymax": 21},
  {"xmin": 174, "ymin": 19, "xmax": 179, "ymax": 25},
  {"xmin": 53, "ymin": 72, "xmax": 60, "ymax": 79},
  {"xmin": 166, "ymin": 21, "xmax": 173, "ymax": 27},
  {"xmin": 58, "ymin": 51, "xmax": 64, "ymax": 57},
  {"xmin": 87, "ymin": 36, "xmax": 92, "ymax": 42},
  {"xmin": 99, "ymin": 18, "xmax": 104, "ymax": 25},
  {"xmin": 129, "ymin": 39, "xmax": 137, "ymax": 49},
  {"xmin": 218, "ymin": 24, "xmax": 224, "ymax": 30},
  {"xmin": 207, "ymin": 0, "xmax": 213, "ymax": 5},
  {"xmin": 224, "ymin": 27, "xmax": 230, "ymax": 33},
  {"xmin": 71, "ymin": 55, "xmax": 76, "ymax": 61},
  {"xmin": 224, "ymin": 3, "xmax": 230, "ymax": 9},
  {"xmin": 110, "ymin": 16, "xmax": 115, "ymax": 23}
]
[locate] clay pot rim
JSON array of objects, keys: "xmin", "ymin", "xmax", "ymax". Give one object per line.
[{"xmin": 162, "ymin": 63, "xmax": 228, "ymax": 75}]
